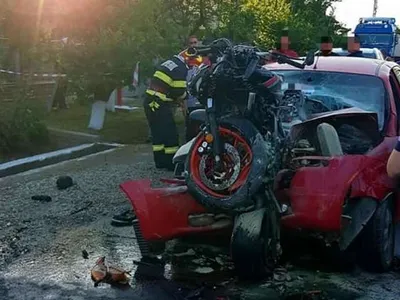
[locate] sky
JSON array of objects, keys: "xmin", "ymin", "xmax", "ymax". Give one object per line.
[{"xmin": 332, "ymin": 0, "xmax": 400, "ymax": 31}]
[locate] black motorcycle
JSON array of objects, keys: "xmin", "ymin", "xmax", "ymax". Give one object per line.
[{"xmin": 179, "ymin": 38, "xmax": 314, "ymax": 277}]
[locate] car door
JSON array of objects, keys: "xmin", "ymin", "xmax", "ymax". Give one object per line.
[{"xmin": 390, "ymin": 66, "xmax": 400, "ymax": 133}]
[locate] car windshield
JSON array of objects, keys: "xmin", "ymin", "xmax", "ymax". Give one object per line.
[
  {"xmin": 277, "ymin": 70, "xmax": 387, "ymax": 129},
  {"xmin": 357, "ymin": 34, "xmax": 392, "ymax": 45}
]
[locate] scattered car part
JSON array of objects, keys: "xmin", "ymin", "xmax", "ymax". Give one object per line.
[
  {"xmin": 90, "ymin": 256, "xmax": 130, "ymax": 287},
  {"xmin": 82, "ymin": 249, "xmax": 89, "ymax": 259},
  {"xmin": 56, "ymin": 175, "xmax": 73, "ymax": 190},
  {"xmin": 31, "ymin": 195, "xmax": 52, "ymax": 202}
]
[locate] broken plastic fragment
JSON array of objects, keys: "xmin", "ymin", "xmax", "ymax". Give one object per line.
[{"xmin": 90, "ymin": 256, "xmax": 130, "ymax": 287}]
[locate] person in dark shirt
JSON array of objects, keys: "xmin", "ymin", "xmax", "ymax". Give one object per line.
[
  {"xmin": 347, "ymin": 36, "xmax": 364, "ymax": 57},
  {"xmin": 319, "ymin": 36, "xmax": 340, "ymax": 56}
]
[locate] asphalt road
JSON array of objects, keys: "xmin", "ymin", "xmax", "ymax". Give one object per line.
[{"xmin": 1, "ymin": 145, "xmax": 400, "ymax": 300}]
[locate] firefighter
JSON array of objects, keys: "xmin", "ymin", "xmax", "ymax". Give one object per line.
[{"xmin": 144, "ymin": 53, "xmax": 188, "ymax": 171}]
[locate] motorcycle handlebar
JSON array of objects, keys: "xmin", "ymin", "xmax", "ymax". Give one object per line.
[
  {"xmin": 278, "ymin": 56, "xmax": 305, "ymax": 69},
  {"xmin": 262, "ymin": 52, "xmax": 305, "ymax": 69}
]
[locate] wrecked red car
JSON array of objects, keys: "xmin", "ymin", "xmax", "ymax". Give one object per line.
[{"xmin": 121, "ymin": 57, "xmax": 400, "ymax": 277}]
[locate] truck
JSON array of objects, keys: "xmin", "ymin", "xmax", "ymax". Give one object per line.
[{"xmin": 354, "ymin": 17, "xmax": 400, "ymax": 60}]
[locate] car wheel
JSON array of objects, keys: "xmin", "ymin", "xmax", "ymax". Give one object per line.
[
  {"xmin": 317, "ymin": 123, "xmax": 343, "ymax": 156},
  {"xmin": 360, "ymin": 199, "xmax": 394, "ymax": 272},
  {"xmin": 231, "ymin": 207, "xmax": 279, "ymax": 280}
]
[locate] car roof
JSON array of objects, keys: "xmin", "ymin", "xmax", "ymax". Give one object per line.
[
  {"xmin": 266, "ymin": 56, "xmax": 396, "ymax": 76},
  {"xmin": 332, "ymin": 47, "xmax": 378, "ymax": 54}
]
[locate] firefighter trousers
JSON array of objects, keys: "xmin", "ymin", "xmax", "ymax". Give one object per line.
[{"xmin": 143, "ymin": 96, "xmax": 179, "ymax": 171}]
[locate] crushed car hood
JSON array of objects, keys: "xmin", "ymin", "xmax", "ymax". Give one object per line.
[
  {"xmin": 306, "ymin": 107, "xmax": 378, "ymax": 122},
  {"xmin": 290, "ymin": 107, "xmax": 381, "ymax": 141}
]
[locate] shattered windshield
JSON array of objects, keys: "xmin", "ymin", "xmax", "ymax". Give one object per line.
[
  {"xmin": 277, "ymin": 70, "xmax": 387, "ymax": 130},
  {"xmin": 357, "ymin": 34, "xmax": 392, "ymax": 45}
]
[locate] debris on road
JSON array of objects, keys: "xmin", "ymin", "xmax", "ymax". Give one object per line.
[
  {"xmin": 90, "ymin": 256, "xmax": 131, "ymax": 287},
  {"xmin": 31, "ymin": 195, "xmax": 52, "ymax": 202},
  {"xmin": 82, "ymin": 249, "xmax": 89, "ymax": 259},
  {"xmin": 56, "ymin": 175, "xmax": 74, "ymax": 190}
]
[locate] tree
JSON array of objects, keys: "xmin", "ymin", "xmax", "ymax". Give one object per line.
[
  {"xmin": 0, "ymin": 0, "xmax": 349, "ymax": 100},
  {"xmin": 241, "ymin": 0, "xmax": 291, "ymax": 48},
  {"xmin": 286, "ymin": 0, "xmax": 350, "ymax": 53}
]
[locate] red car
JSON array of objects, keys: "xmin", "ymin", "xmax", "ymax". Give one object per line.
[{"xmin": 121, "ymin": 57, "xmax": 400, "ymax": 274}]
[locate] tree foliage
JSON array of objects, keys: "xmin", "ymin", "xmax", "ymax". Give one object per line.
[{"xmin": 0, "ymin": 0, "xmax": 350, "ymax": 99}]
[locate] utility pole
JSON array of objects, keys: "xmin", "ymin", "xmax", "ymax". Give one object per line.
[{"xmin": 372, "ymin": 0, "xmax": 378, "ymax": 17}]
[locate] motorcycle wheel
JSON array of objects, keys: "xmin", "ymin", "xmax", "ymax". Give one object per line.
[
  {"xmin": 230, "ymin": 205, "xmax": 280, "ymax": 279},
  {"xmin": 186, "ymin": 125, "xmax": 261, "ymax": 212}
]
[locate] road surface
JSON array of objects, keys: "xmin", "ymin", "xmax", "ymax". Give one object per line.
[{"xmin": 0, "ymin": 145, "xmax": 399, "ymax": 300}]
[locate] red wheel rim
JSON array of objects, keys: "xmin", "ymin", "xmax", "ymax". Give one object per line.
[{"xmin": 189, "ymin": 127, "xmax": 253, "ymax": 198}]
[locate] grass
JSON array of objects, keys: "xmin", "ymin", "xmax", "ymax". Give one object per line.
[
  {"xmin": 44, "ymin": 101, "xmax": 185, "ymax": 144},
  {"xmin": 0, "ymin": 96, "xmax": 185, "ymax": 161}
]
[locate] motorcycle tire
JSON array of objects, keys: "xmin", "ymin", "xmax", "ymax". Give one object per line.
[
  {"xmin": 231, "ymin": 207, "xmax": 279, "ymax": 279},
  {"xmin": 185, "ymin": 118, "xmax": 270, "ymax": 213}
]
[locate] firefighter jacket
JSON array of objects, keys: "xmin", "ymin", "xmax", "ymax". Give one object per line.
[{"xmin": 146, "ymin": 55, "xmax": 188, "ymax": 103}]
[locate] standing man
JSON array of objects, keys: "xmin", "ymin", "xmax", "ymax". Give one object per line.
[
  {"xmin": 319, "ymin": 36, "xmax": 340, "ymax": 57},
  {"xmin": 275, "ymin": 30, "xmax": 299, "ymax": 58},
  {"xmin": 180, "ymin": 35, "xmax": 211, "ymax": 141},
  {"xmin": 347, "ymin": 36, "xmax": 364, "ymax": 57},
  {"xmin": 267, "ymin": 29, "xmax": 298, "ymax": 63},
  {"xmin": 144, "ymin": 52, "xmax": 188, "ymax": 171}
]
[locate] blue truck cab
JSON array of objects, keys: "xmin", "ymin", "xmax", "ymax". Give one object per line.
[{"xmin": 354, "ymin": 17, "xmax": 398, "ymax": 57}]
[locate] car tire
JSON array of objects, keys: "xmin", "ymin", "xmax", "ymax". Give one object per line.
[
  {"xmin": 359, "ymin": 199, "xmax": 394, "ymax": 272},
  {"xmin": 317, "ymin": 123, "xmax": 343, "ymax": 156}
]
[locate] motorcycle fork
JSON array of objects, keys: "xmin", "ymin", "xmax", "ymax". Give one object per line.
[{"xmin": 206, "ymin": 98, "xmax": 223, "ymax": 169}]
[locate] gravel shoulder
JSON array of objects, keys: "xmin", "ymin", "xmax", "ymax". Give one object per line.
[{"xmin": 0, "ymin": 145, "xmax": 400, "ymax": 300}]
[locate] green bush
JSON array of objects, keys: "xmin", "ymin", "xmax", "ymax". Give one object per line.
[{"xmin": 0, "ymin": 104, "xmax": 49, "ymax": 157}]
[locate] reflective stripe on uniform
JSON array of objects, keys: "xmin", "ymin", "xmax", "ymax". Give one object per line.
[
  {"xmin": 148, "ymin": 100, "xmax": 160, "ymax": 111},
  {"xmin": 152, "ymin": 144, "xmax": 165, "ymax": 152},
  {"xmin": 146, "ymin": 89, "xmax": 173, "ymax": 102},
  {"xmin": 164, "ymin": 146, "xmax": 179, "ymax": 154},
  {"xmin": 154, "ymin": 71, "xmax": 186, "ymax": 88}
]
